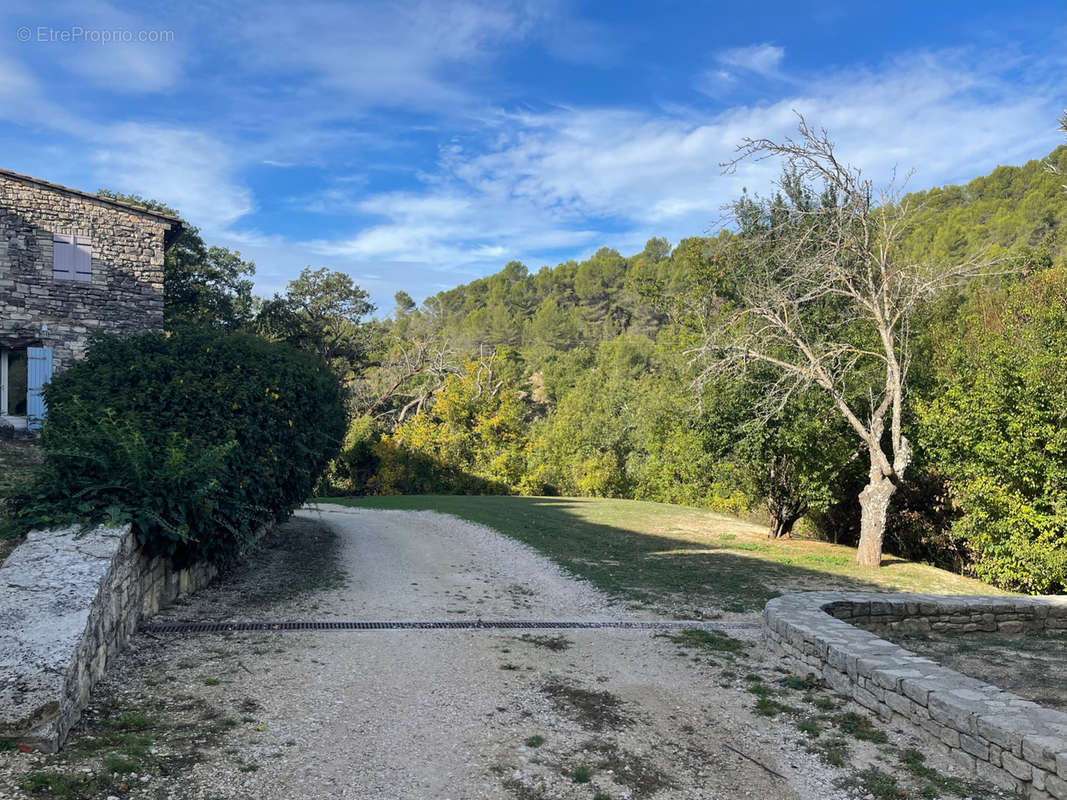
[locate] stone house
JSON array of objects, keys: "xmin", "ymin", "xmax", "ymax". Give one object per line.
[{"xmin": 0, "ymin": 168, "xmax": 182, "ymax": 429}]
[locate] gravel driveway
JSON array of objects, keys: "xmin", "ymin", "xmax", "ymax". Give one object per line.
[{"xmin": 0, "ymin": 506, "xmax": 858, "ymax": 800}]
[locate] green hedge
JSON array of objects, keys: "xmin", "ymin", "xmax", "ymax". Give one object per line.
[
  {"xmin": 11, "ymin": 329, "xmax": 345, "ymax": 564},
  {"xmin": 916, "ymin": 266, "xmax": 1067, "ymax": 593}
]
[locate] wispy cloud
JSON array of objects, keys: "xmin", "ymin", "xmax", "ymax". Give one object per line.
[
  {"xmin": 698, "ymin": 42, "xmax": 788, "ymax": 97},
  {"xmin": 0, "ymin": 0, "xmax": 1060, "ymax": 311},
  {"xmin": 51, "ymin": 0, "xmax": 185, "ymax": 92},
  {"xmin": 2, "ymin": 0, "xmax": 184, "ymax": 93},
  {"xmin": 230, "ymin": 0, "xmax": 544, "ymax": 112},
  {"xmin": 0, "ymin": 54, "xmax": 90, "ymax": 134},
  {"xmin": 718, "ymin": 43, "xmax": 786, "ymax": 77},
  {"xmin": 92, "ymin": 124, "xmax": 253, "ymax": 227},
  {"xmin": 269, "ymin": 48, "xmax": 1060, "ymax": 303}
]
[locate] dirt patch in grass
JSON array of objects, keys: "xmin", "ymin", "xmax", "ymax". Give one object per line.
[
  {"xmin": 541, "ymin": 682, "xmax": 631, "ymax": 732},
  {"xmin": 516, "ymin": 634, "xmax": 573, "ymax": 652},
  {"xmin": 656, "ymin": 627, "xmax": 746, "ymax": 655},
  {"xmin": 876, "ymin": 629, "xmax": 1067, "ymax": 713},
  {"xmin": 836, "ymin": 754, "xmax": 992, "ymax": 800},
  {"xmin": 738, "ymin": 669, "xmax": 1004, "ymax": 799},
  {"xmin": 587, "ymin": 739, "xmax": 674, "ymax": 797}
]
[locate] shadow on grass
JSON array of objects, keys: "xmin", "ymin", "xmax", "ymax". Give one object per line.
[{"xmin": 314, "ymin": 495, "xmax": 897, "ymax": 613}]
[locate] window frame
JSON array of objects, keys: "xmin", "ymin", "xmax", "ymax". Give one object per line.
[
  {"xmin": 53, "ymin": 233, "xmax": 92, "ymax": 282},
  {"xmin": 0, "ymin": 349, "xmax": 29, "ymax": 417}
]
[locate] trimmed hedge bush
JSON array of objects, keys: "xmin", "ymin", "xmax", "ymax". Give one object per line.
[{"xmin": 11, "ymin": 329, "xmax": 345, "ymax": 564}]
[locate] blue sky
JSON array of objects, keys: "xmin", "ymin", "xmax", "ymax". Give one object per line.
[{"xmin": 0, "ymin": 1, "xmax": 1063, "ymax": 310}]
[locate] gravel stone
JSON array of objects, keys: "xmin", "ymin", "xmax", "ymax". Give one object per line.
[{"xmin": 0, "ymin": 507, "xmax": 867, "ymax": 799}]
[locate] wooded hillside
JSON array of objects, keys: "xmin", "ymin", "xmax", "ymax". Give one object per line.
[
  {"xmin": 331, "ymin": 146, "xmax": 1067, "ymax": 592},
  {"xmin": 108, "ymin": 145, "xmax": 1067, "ymax": 593}
]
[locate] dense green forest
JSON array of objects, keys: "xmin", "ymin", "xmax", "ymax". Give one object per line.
[{"xmin": 116, "ymin": 145, "xmax": 1067, "ymax": 593}]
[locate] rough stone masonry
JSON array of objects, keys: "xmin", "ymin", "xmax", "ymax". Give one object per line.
[
  {"xmin": 764, "ymin": 592, "xmax": 1067, "ymax": 800},
  {"xmin": 0, "ymin": 168, "xmax": 179, "ymax": 372},
  {"xmin": 0, "ymin": 526, "xmax": 218, "ymax": 752}
]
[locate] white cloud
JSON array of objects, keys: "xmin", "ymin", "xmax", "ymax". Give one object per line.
[
  {"xmin": 467, "ymin": 50, "xmax": 1057, "ymax": 227},
  {"xmin": 277, "ymin": 48, "xmax": 1060, "ymax": 307},
  {"xmin": 92, "ymin": 124, "xmax": 253, "ymax": 228},
  {"xmin": 698, "ymin": 43, "xmax": 788, "ymax": 96},
  {"xmin": 697, "ymin": 68, "xmax": 737, "ymax": 96},
  {"xmin": 232, "ymin": 0, "xmax": 544, "ymax": 111},
  {"xmin": 65, "ymin": 40, "xmax": 183, "ymax": 94},
  {"xmin": 717, "ymin": 43, "xmax": 786, "ymax": 77},
  {"xmin": 0, "ymin": 55, "xmax": 36, "ymax": 100},
  {"xmin": 60, "ymin": 4, "xmax": 184, "ymax": 93},
  {"xmin": 0, "ymin": 2, "xmax": 1059, "ymax": 314},
  {"xmin": 304, "ymin": 188, "xmax": 598, "ymax": 266},
  {"xmin": 0, "ymin": 55, "xmax": 90, "ymax": 134},
  {"xmin": 2, "ymin": 0, "xmax": 184, "ymax": 93},
  {"xmin": 0, "ymin": 49, "xmax": 251, "ymax": 232}
]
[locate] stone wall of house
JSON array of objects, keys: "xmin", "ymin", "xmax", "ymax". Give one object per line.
[
  {"xmin": 0, "ymin": 173, "xmax": 173, "ymax": 371},
  {"xmin": 763, "ymin": 592, "xmax": 1067, "ymax": 800},
  {"xmin": 0, "ymin": 526, "xmax": 217, "ymax": 752}
]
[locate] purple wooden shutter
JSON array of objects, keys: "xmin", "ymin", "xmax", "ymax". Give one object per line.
[
  {"xmin": 52, "ymin": 234, "xmax": 74, "ymax": 280},
  {"xmin": 74, "ymin": 235, "xmax": 92, "ymax": 282}
]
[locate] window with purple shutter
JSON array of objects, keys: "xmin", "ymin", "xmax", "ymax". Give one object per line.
[
  {"xmin": 74, "ymin": 235, "xmax": 92, "ymax": 282},
  {"xmin": 52, "ymin": 233, "xmax": 91, "ymax": 281},
  {"xmin": 52, "ymin": 233, "xmax": 74, "ymax": 280}
]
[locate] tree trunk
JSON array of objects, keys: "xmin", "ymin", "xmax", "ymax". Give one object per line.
[
  {"xmin": 856, "ymin": 459, "xmax": 897, "ymax": 566},
  {"xmin": 767, "ymin": 492, "xmax": 805, "ymax": 539},
  {"xmin": 768, "ymin": 511, "xmax": 802, "ymax": 539},
  {"xmin": 765, "ymin": 457, "xmax": 807, "ymax": 539}
]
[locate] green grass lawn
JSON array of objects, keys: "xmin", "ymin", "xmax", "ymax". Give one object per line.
[
  {"xmin": 0, "ymin": 438, "xmax": 41, "ymax": 564},
  {"xmin": 312, "ymin": 495, "xmax": 1006, "ymax": 614}
]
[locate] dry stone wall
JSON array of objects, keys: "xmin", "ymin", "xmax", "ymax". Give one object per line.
[
  {"xmin": 763, "ymin": 592, "xmax": 1067, "ymax": 800},
  {"xmin": 0, "ymin": 170, "xmax": 175, "ymax": 371},
  {"xmin": 0, "ymin": 526, "xmax": 216, "ymax": 752}
]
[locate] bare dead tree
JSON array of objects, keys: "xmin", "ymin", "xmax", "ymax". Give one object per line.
[
  {"xmin": 694, "ymin": 116, "xmax": 1001, "ymax": 566},
  {"xmin": 1044, "ymin": 112, "xmax": 1067, "ymax": 188},
  {"xmin": 355, "ymin": 335, "xmax": 460, "ymax": 430}
]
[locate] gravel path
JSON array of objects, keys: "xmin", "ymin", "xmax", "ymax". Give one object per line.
[
  {"xmin": 0, "ymin": 506, "xmax": 860, "ymax": 800},
  {"xmin": 297, "ymin": 506, "xmax": 622, "ymax": 622}
]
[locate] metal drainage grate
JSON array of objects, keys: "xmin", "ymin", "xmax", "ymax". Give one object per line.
[{"xmin": 142, "ymin": 620, "xmax": 760, "ymax": 635}]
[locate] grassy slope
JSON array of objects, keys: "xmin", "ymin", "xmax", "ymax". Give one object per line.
[{"xmin": 313, "ymin": 495, "xmax": 1005, "ymax": 614}]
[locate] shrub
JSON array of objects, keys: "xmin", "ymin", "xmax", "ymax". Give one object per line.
[
  {"xmin": 11, "ymin": 329, "xmax": 345, "ymax": 564},
  {"xmin": 326, "ymin": 414, "xmax": 382, "ymax": 495},
  {"xmin": 368, "ymin": 435, "xmax": 508, "ymax": 495},
  {"xmin": 917, "ymin": 266, "xmax": 1067, "ymax": 592},
  {"xmin": 331, "ymin": 353, "xmax": 524, "ymax": 496},
  {"xmin": 811, "ymin": 464, "xmax": 968, "ymax": 573}
]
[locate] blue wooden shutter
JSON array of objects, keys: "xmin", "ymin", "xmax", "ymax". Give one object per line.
[
  {"xmin": 26, "ymin": 347, "xmax": 52, "ymax": 430},
  {"xmin": 74, "ymin": 236, "xmax": 92, "ymax": 282},
  {"xmin": 52, "ymin": 234, "xmax": 74, "ymax": 280}
]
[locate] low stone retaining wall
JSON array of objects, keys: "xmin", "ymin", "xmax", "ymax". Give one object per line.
[
  {"xmin": 763, "ymin": 592, "xmax": 1067, "ymax": 800},
  {"xmin": 835, "ymin": 594, "xmax": 1067, "ymax": 637},
  {"xmin": 0, "ymin": 526, "xmax": 216, "ymax": 752}
]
